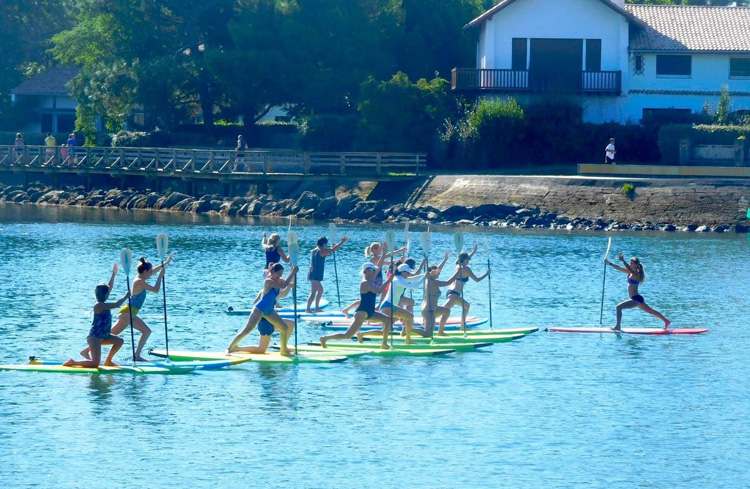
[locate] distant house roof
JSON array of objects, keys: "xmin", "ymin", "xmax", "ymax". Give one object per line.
[
  {"xmin": 464, "ymin": 0, "xmax": 647, "ymax": 30},
  {"xmin": 11, "ymin": 68, "xmax": 79, "ymax": 96},
  {"xmin": 626, "ymin": 5, "xmax": 750, "ymax": 53}
]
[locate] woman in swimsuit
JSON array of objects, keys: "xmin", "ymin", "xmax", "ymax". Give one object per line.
[
  {"xmin": 319, "ymin": 263, "xmax": 394, "ymax": 350},
  {"xmin": 64, "ymin": 264, "xmax": 130, "ymax": 368},
  {"xmin": 262, "ymin": 232, "xmax": 290, "ymax": 272},
  {"xmin": 360, "ymin": 261, "xmax": 426, "ymax": 344},
  {"xmin": 227, "ymin": 262, "xmax": 299, "ymax": 356},
  {"xmin": 605, "ymin": 253, "xmax": 671, "ymax": 330},
  {"xmin": 418, "ymin": 252, "xmax": 456, "ymax": 338},
  {"xmin": 81, "ymin": 255, "xmax": 173, "ymax": 362},
  {"xmin": 341, "ymin": 241, "xmax": 406, "ymax": 317},
  {"xmin": 306, "ymin": 235, "xmax": 348, "ymax": 313},
  {"xmin": 439, "ymin": 244, "xmax": 489, "ymax": 335}
]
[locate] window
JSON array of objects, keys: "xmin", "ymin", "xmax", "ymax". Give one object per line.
[
  {"xmin": 730, "ymin": 58, "xmax": 750, "ymax": 77},
  {"xmin": 586, "ymin": 39, "xmax": 601, "ymax": 71},
  {"xmin": 512, "ymin": 38, "xmax": 527, "ymax": 70},
  {"xmin": 656, "ymin": 55, "xmax": 691, "ymax": 76},
  {"xmin": 633, "ymin": 54, "xmax": 644, "ymax": 75}
]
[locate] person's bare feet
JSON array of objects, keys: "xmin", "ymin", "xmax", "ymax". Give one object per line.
[
  {"xmin": 63, "ymin": 359, "xmax": 75, "ymax": 367},
  {"xmin": 104, "ymin": 361, "xmax": 118, "ymax": 367},
  {"xmin": 80, "ymin": 349, "xmax": 90, "ymax": 360},
  {"xmin": 611, "ymin": 326, "xmax": 622, "ymax": 332},
  {"xmin": 319, "ymin": 337, "xmax": 327, "ymax": 348},
  {"xmin": 356, "ymin": 332, "xmax": 364, "ymax": 343},
  {"xmin": 306, "ymin": 309, "xmax": 314, "ymax": 314},
  {"xmin": 133, "ymin": 355, "xmax": 149, "ymax": 362},
  {"xmin": 313, "ymin": 308, "xmax": 324, "ymax": 313},
  {"xmin": 663, "ymin": 319, "xmax": 671, "ymax": 330}
]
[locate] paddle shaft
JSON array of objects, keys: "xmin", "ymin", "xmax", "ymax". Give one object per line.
[
  {"xmin": 160, "ymin": 260, "xmax": 169, "ymax": 357},
  {"xmin": 293, "ymin": 280, "xmax": 298, "ymax": 357},
  {"xmin": 599, "ymin": 262, "xmax": 607, "ymax": 325},
  {"xmin": 389, "ymin": 255, "xmax": 394, "ymax": 348},
  {"xmin": 487, "ymin": 256, "xmax": 493, "ymax": 331},
  {"xmin": 332, "ymin": 252, "xmax": 341, "ymax": 308},
  {"xmin": 125, "ymin": 275, "xmax": 137, "ymax": 365}
]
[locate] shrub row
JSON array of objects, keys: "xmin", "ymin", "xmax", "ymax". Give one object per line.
[{"xmin": 658, "ymin": 124, "xmax": 750, "ymax": 165}]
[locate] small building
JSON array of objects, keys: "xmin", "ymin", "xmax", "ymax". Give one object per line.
[
  {"xmin": 11, "ymin": 68, "xmax": 81, "ymax": 134},
  {"xmin": 452, "ymin": 0, "xmax": 750, "ymax": 124}
]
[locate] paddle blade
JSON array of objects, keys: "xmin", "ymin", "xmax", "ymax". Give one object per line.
[
  {"xmin": 289, "ymin": 243, "xmax": 300, "ymax": 266},
  {"xmin": 156, "ymin": 234, "xmax": 169, "ymax": 261},
  {"xmin": 385, "ymin": 230, "xmax": 396, "ymax": 252},
  {"xmin": 287, "ymin": 230, "xmax": 298, "ymax": 246},
  {"xmin": 454, "ymin": 232, "xmax": 464, "ymax": 254},
  {"xmin": 483, "ymin": 236, "xmax": 489, "ymax": 255},
  {"xmin": 603, "ymin": 237, "xmax": 612, "ymax": 260},
  {"xmin": 120, "ymin": 249, "xmax": 134, "ymax": 276},
  {"xmin": 420, "ymin": 231, "xmax": 431, "ymax": 256},
  {"xmin": 328, "ymin": 223, "xmax": 337, "ymax": 243}
]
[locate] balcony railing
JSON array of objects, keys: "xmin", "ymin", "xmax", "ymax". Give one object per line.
[{"xmin": 451, "ymin": 68, "xmax": 621, "ymax": 95}]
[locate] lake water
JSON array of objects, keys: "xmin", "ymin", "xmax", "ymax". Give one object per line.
[{"xmin": 1, "ymin": 204, "xmax": 748, "ymax": 489}]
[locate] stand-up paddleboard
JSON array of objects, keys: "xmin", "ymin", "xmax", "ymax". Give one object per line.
[
  {"xmin": 434, "ymin": 327, "xmax": 539, "ymax": 336},
  {"xmin": 28, "ymin": 357, "xmax": 232, "ymax": 370},
  {"xmin": 547, "ymin": 327, "xmax": 708, "ymax": 335},
  {"xmin": 225, "ymin": 299, "xmax": 329, "ymax": 316},
  {"xmin": 368, "ymin": 333, "xmax": 526, "ymax": 344},
  {"xmin": 0, "ymin": 363, "xmax": 195, "ymax": 374},
  {"xmin": 308, "ymin": 342, "xmax": 455, "ymax": 357},
  {"xmin": 307, "ymin": 315, "xmax": 486, "ymax": 326},
  {"xmin": 313, "ymin": 340, "xmax": 492, "ymax": 352},
  {"xmin": 268, "ymin": 344, "xmax": 374, "ymax": 358},
  {"xmin": 319, "ymin": 317, "xmax": 487, "ymax": 331},
  {"xmin": 149, "ymin": 349, "xmax": 348, "ymax": 364}
]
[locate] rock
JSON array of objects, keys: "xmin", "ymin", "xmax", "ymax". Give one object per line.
[
  {"xmin": 277, "ymin": 199, "xmax": 296, "ymax": 216},
  {"xmin": 441, "ymin": 205, "xmax": 471, "ymax": 220},
  {"xmin": 471, "ymin": 203, "xmax": 520, "ymax": 219},
  {"xmin": 333, "ymin": 194, "xmax": 362, "ymax": 217},
  {"xmin": 133, "ymin": 193, "xmax": 161, "ymax": 209},
  {"xmin": 736, "ymin": 223, "xmax": 749, "ymax": 233},
  {"xmin": 661, "ymin": 224, "xmax": 676, "ymax": 232},
  {"xmin": 260, "ymin": 201, "xmax": 281, "ymax": 216},
  {"xmin": 247, "ymin": 200, "xmax": 265, "ymax": 216},
  {"xmin": 426, "ymin": 211, "xmax": 440, "ymax": 220},
  {"xmin": 190, "ymin": 199, "xmax": 214, "ymax": 214},
  {"xmin": 313, "ymin": 196, "xmax": 337, "ymax": 218},
  {"xmin": 292, "ymin": 191, "xmax": 321, "ymax": 214},
  {"xmin": 348, "ymin": 201, "xmax": 378, "ymax": 220},
  {"xmin": 515, "ymin": 208, "xmax": 533, "ymax": 217},
  {"xmin": 154, "ymin": 192, "xmax": 193, "ymax": 210},
  {"xmin": 171, "ymin": 198, "xmax": 194, "ymax": 212},
  {"xmin": 695, "ymin": 225, "xmax": 709, "ymax": 232}
]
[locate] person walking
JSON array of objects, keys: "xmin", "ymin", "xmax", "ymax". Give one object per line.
[
  {"xmin": 14, "ymin": 133, "xmax": 24, "ymax": 160},
  {"xmin": 605, "ymin": 138, "xmax": 616, "ymax": 165},
  {"xmin": 44, "ymin": 132, "xmax": 56, "ymax": 163}
]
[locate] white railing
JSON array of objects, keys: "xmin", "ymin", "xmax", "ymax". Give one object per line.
[{"xmin": 0, "ymin": 145, "xmax": 427, "ymax": 176}]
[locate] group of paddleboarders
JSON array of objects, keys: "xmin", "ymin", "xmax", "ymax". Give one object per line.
[{"xmin": 62, "ymin": 230, "xmax": 670, "ymax": 366}]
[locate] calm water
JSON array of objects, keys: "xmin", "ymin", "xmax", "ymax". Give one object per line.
[{"xmin": 0, "ymin": 204, "xmax": 748, "ymax": 489}]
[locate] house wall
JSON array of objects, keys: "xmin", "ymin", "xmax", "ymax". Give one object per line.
[{"xmin": 477, "ymin": 0, "xmax": 630, "ymax": 75}]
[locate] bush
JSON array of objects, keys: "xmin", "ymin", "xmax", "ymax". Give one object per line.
[
  {"xmin": 298, "ymin": 114, "xmax": 359, "ymax": 151},
  {"xmin": 111, "ymin": 129, "xmax": 172, "ymax": 147}
]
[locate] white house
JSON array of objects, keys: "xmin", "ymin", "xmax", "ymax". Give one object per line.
[{"xmin": 452, "ymin": 0, "xmax": 750, "ymax": 124}]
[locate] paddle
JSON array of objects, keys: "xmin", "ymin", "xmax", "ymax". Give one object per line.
[
  {"xmin": 420, "ymin": 230, "xmax": 434, "ymax": 343},
  {"xmin": 600, "ymin": 237, "xmax": 613, "ymax": 326},
  {"xmin": 454, "ymin": 232, "xmax": 466, "ymax": 336},
  {"xmin": 328, "ymin": 222, "xmax": 341, "ymax": 308},
  {"xmin": 119, "ymin": 248, "xmax": 137, "ymax": 365},
  {"xmin": 483, "ymin": 236, "xmax": 493, "ymax": 331},
  {"xmin": 287, "ymin": 228, "xmax": 300, "ymax": 358},
  {"xmin": 404, "ymin": 222, "xmax": 413, "ymax": 299},
  {"xmin": 386, "ymin": 229, "xmax": 397, "ymax": 349},
  {"xmin": 156, "ymin": 234, "xmax": 170, "ymax": 359}
]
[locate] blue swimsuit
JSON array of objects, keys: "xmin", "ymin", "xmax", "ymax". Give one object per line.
[
  {"xmin": 256, "ymin": 287, "xmax": 280, "ymax": 315},
  {"xmin": 627, "ymin": 276, "xmax": 644, "ymax": 303}
]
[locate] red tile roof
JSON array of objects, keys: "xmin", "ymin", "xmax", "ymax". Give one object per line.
[{"xmin": 12, "ymin": 68, "xmax": 79, "ymax": 96}]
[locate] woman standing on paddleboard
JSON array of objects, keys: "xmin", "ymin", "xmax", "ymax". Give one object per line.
[
  {"xmin": 64, "ymin": 264, "xmax": 130, "ymax": 368},
  {"xmin": 418, "ymin": 252, "xmax": 456, "ymax": 338},
  {"xmin": 306, "ymin": 235, "xmax": 348, "ymax": 313},
  {"xmin": 605, "ymin": 254, "xmax": 671, "ymax": 330},
  {"xmin": 80, "ymin": 255, "xmax": 173, "ymax": 362},
  {"xmin": 319, "ymin": 262, "xmax": 394, "ymax": 350},
  {"xmin": 341, "ymin": 241, "xmax": 406, "ymax": 317},
  {"xmin": 262, "ymin": 232, "xmax": 290, "ymax": 272},
  {"xmin": 227, "ymin": 262, "xmax": 298, "ymax": 356},
  {"xmin": 438, "ymin": 244, "xmax": 488, "ymax": 335}
]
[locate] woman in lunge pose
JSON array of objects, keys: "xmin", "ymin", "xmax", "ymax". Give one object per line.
[{"xmin": 604, "ymin": 253, "xmax": 670, "ymax": 331}]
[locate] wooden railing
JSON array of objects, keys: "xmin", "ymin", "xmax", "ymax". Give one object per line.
[
  {"xmin": 452, "ymin": 68, "xmax": 621, "ymax": 95},
  {"xmin": 0, "ymin": 145, "xmax": 426, "ymax": 177}
]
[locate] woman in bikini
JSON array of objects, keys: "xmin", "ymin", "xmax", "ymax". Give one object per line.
[
  {"xmin": 81, "ymin": 255, "xmax": 174, "ymax": 362},
  {"xmin": 319, "ymin": 263, "xmax": 394, "ymax": 350},
  {"xmin": 604, "ymin": 253, "xmax": 671, "ymax": 330},
  {"xmin": 439, "ymin": 244, "xmax": 489, "ymax": 335},
  {"xmin": 417, "ymin": 251, "xmax": 456, "ymax": 339}
]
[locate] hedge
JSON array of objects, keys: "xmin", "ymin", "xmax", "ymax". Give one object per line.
[{"xmin": 658, "ymin": 124, "xmax": 750, "ymax": 165}]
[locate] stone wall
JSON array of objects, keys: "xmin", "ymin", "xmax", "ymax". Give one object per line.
[{"xmin": 406, "ymin": 176, "xmax": 750, "ymax": 227}]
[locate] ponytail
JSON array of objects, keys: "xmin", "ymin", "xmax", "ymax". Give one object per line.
[{"xmin": 137, "ymin": 257, "xmax": 152, "ymax": 274}]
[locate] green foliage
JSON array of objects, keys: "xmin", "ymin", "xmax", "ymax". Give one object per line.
[
  {"xmin": 357, "ymin": 73, "xmax": 453, "ymax": 152},
  {"xmin": 111, "ymin": 130, "xmax": 172, "ymax": 148},
  {"xmin": 298, "ymin": 114, "xmax": 360, "ymax": 151},
  {"xmin": 622, "ymin": 183, "xmax": 636, "ymax": 197},
  {"xmin": 703, "ymin": 85, "xmax": 735, "ymax": 125}
]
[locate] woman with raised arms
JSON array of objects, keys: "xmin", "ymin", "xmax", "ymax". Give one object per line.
[
  {"xmin": 417, "ymin": 251, "xmax": 457, "ymax": 339},
  {"xmin": 438, "ymin": 244, "xmax": 489, "ymax": 335},
  {"xmin": 319, "ymin": 263, "xmax": 394, "ymax": 350},
  {"xmin": 306, "ymin": 235, "xmax": 348, "ymax": 313},
  {"xmin": 81, "ymin": 255, "xmax": 173, "ymax": 362},
  {"xmin": 604, "ymin": 253, "xmax": 671, "ymax": 331},
  {"xmin": 227, "ymin": 262, "xmax": 299, "ymax": 356}
]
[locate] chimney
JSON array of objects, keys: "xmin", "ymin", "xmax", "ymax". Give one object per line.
[{"xmin": 610, "ymin": 0, "xmax": 625, "ymax": 7}]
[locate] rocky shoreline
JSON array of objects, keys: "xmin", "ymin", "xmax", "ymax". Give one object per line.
[{"xmin": 0, "ymin": 182, "xmax": 748, "ymax": 233}]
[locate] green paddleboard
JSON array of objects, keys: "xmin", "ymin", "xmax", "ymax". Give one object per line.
[
  {"xmin": 0, "ymin": 364, "xmax": 195, "ymax": 374},
  {"xmin": 368, "ymin": 333, "xmax": 525, "ymax": 344},
  {"xmin": 149, "ymin": 349, "xmax": 347, "ymax": 364},
  {"xmin": 308, "ymin": 342, "xmax": 455, "ymax": 357},
  {"xmin": 435, "ymin": 327, "xmax": 539, "ymax": 336},
  {"xmin": 315, "ymin": 341, "xmax": 491, "ymax": 352}
]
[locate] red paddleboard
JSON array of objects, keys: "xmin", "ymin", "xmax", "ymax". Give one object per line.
[{"xmin": 548, "ymin": 327, "xmax": 708, "ymax": 335}]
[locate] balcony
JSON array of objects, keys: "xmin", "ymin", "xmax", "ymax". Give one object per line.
[{"xmin": 451, "ymin": 68, "xmax": 622, "ymax": 95}]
